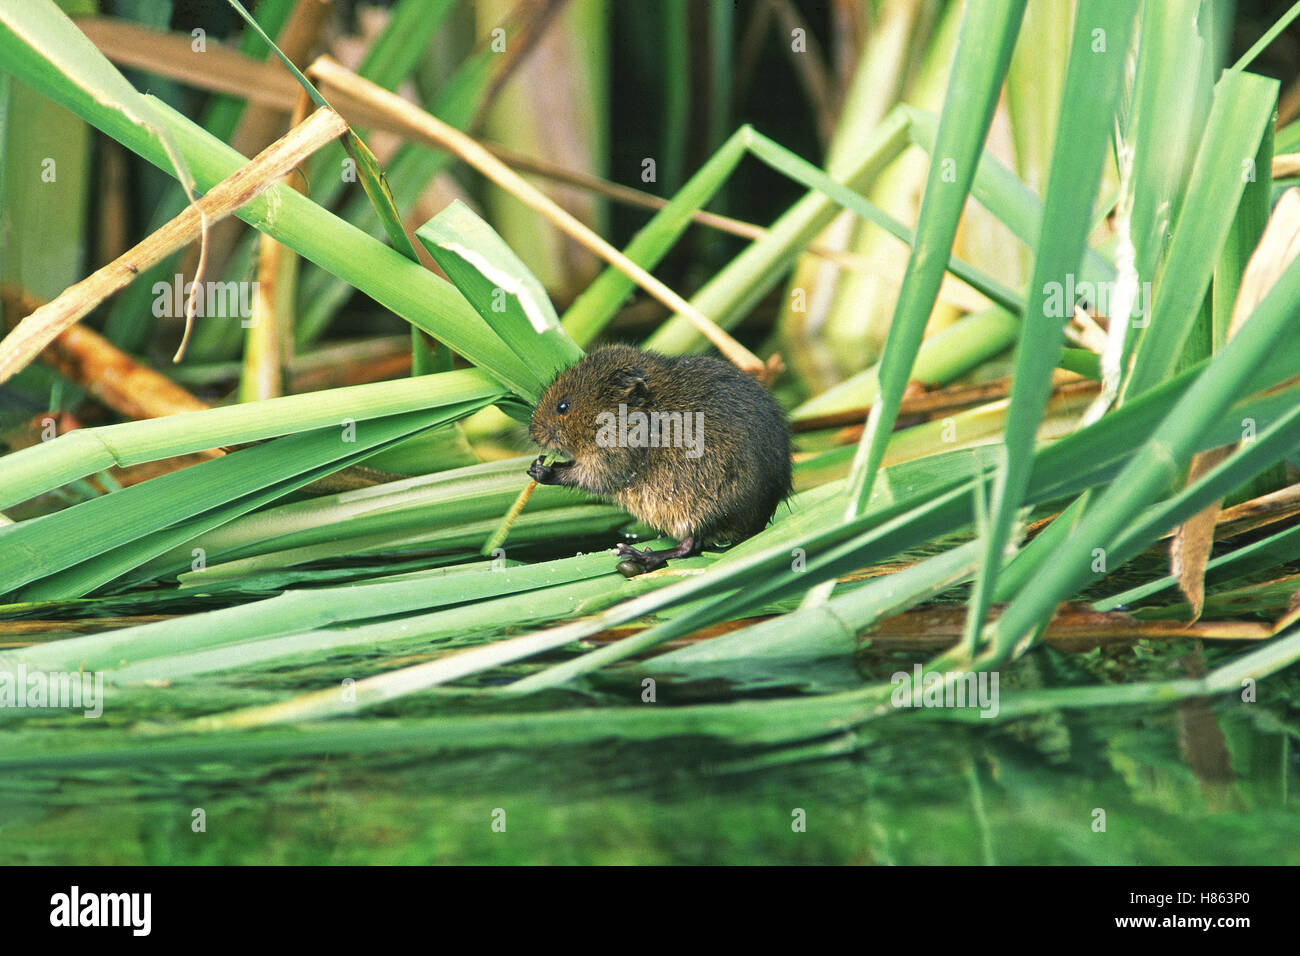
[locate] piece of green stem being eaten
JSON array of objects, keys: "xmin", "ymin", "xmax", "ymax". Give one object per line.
[{"xmin": 479, "ymin": 450, "xmax": 565, "ymax": 557}]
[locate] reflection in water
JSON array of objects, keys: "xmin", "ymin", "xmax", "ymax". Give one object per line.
[{"xmin": 0, "ymin": 693, "xmax": 1294, "ymax": 864}]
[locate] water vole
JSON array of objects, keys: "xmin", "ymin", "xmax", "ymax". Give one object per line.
[{"xmin": 528, "ymin": 344, "xmax": 791, "ymax": 573}]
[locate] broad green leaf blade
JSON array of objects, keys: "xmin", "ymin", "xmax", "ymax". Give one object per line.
[
  {"xmin": 561, "ymin": 128, "xmax": 749, "ymax": 345},
  {"xmin": 296, "ymin": 44, "xmax": 499, "ymax": 347},
  {"xmin": 1126, "ymin": 0, "xmax": 1221, "ymax": 285},
  {"xmin": 842, "ymin": 0, "xmax": 1027, "ymax": 519},
  {"xmin": 0, "ymin": 368, "xmax": 504, "ymax": 510},
  {"xmin": 112, "ymin": 568, "xmax": 668, "ymax": 685},
  {"xmin": 225, "ymin": 0, "xmax": 421, "ymax": 261},
  {"xmin": 0, "ymin": 0, "xmax": 197, "ymax": 205},
  {"xmin": 1214, "ymin": 122, "xmax": 1274, "ymax": 351},
  {"xmin": 620, "ymin": 543, "xmax": 981, "ymax": 688},
  {"xmin": 643, "ymin": 107, "xmax": 913, "ymax": 356},
  {"xmin": 742, "ymin": 130, "xmax": 1021, "ymax": 313},
  {"xmin": 903, "ymin": 106, "xmax": 1116, "ymax": 289},
  {"xmin": 417, "ymin": 200, "xmax": 583, "ymax": 385},
  {"xmin": 965, "ymin": 0, "xmax": 1137, "ymax": 640},
  {"xmin": 14, "ymin": 399, "xmax": 494, "ymax": 601},
  {"xmin": 0, "ymin": 9, "xmax": 543, "ymax": 398},
  {"xmin": 131, "ymin": 456, "xmax": 595, "ymax": 575},
  {"xmin": 987, "ymin": 237, "xmax": 1300, "ymax": 659},
  {"xmin": 0, "ymin": 407, "xmax": 452, "ymax": 595},
  {"xmin": 9, "ymin": 552, "xmax": 627, "ymax": 674},
  {"xmin": 1123, "ymin": 69, "xmax": 1278, "ymax": 396},
  {"xmin": 101, "ymin": 0, "xmax": 297, "ymax": 351},
  {"xmin": 343, "ymin": 130, "xmax": 421, "ymax": 261}
]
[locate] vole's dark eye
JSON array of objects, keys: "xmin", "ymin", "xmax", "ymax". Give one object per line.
[{"xmin": 556, "ymin": 398, "xmax": 570, "ymax": 415}]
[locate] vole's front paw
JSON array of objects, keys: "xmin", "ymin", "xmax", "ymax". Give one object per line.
[{"xmin": 528, "ymin": 455, "xmax": 555, "ymax": 484}]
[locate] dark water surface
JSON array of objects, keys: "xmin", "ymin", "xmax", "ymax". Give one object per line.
[{"xmin": 1, "ymin": 690, "xmax": 1294, "ymax": 864}]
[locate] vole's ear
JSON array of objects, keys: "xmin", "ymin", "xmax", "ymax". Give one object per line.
[{"xmin": 611, "ymin": 367, "xmax": 649, "ymax": 404}]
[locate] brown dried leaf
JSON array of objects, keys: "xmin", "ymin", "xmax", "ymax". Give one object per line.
[{"xmin": 1171, "ymin": 446, "xmax": 1232, "ymax": 621}]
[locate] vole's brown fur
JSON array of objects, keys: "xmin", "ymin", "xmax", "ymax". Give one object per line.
[{"xmin": 528, "ymin": 344, "xmax": 791, "ymax": 572}]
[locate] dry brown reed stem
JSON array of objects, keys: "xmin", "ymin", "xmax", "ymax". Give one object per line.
[
  {"xmin": 307, "ymin": 55, "xmax": 770, "ymax": 380},
  {"xmin": 75, "ymin": 19, "xmax": 985, "ymax": 305},
  {"xmin": 0, "ymin": 107, "xmax": 348, "ymax": 386},
  {"xmin": 1, "ymin": 285, "xmax": 210, "ymax": 420}
]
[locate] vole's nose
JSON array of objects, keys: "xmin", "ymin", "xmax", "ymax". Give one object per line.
[{"xmin": 528, "ymin": 418, "xmax": 559, "ymax": 449}]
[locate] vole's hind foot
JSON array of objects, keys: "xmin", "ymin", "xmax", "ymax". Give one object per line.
[{"xmin": 614, "ymin": 536, "xmax": 698, "ymax": 576}]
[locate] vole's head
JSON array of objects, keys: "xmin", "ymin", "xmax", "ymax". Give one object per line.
[{"xmin": 529, "ymin": 345, "xmax": 657, "ymax": 460}]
